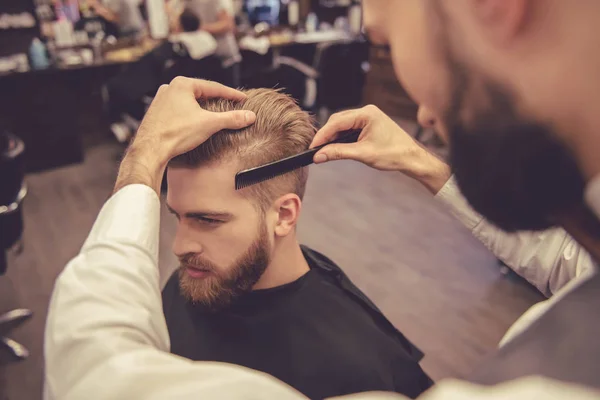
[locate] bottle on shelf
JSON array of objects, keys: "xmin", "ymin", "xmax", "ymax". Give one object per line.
[
  {"xmin": 29, "ymin": 37, "xmax": 50, "ymax": 70},
  {"xmin": 348, "ymin": 0, "xmax": 362, "ymax": 35},
  {"xmin": 288, "ymin": 0, "xmax": 300, "ymax": 28}
]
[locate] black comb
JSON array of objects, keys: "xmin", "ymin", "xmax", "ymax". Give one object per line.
[{"xmin": 235, "ymin": 129, "xmax": 361, "ymax": 190}]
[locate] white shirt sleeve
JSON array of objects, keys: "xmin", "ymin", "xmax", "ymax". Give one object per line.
[
  {"xmin": 43, "ymin": 184, "xmax": 306, "ymax": 400},
  {"xmin": 436, "ymin": 176, "xmax": 597, "ymax": 297},
  {"xmin": 169, "ymin": 31, "xmax": 218, "ymax": 59}
]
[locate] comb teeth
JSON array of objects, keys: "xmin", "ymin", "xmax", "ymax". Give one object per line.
[
  {"xmin": 234, "ymin": 129, "xmax": 362, "ymax": 190},
  {"xmin": 235, "ymin": 162, "xmax": 301, "ymax": 190}
]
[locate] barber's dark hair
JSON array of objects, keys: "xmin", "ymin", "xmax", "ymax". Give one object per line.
[{"xmin": 179, "ymin": 9, "xmax": 201, "ymax": 32}]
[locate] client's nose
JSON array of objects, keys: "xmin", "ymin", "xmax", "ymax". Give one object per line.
[{"xmin": 172, "ymin": 222, "xmax": 203, "ymax": 258}]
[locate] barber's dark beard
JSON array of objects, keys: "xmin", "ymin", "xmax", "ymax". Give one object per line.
[
  {"xmin": 177, "ymin": 221, "xmax": 271, "ymax": 311},
  {"xmin": 442, "ymin": 56, "xmax": 587, "ymax": 232}
]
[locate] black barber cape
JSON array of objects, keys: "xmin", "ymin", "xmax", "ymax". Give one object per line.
[{"xmin": 162, "ymin": 245, "xmax": 433, "ymax": 399}]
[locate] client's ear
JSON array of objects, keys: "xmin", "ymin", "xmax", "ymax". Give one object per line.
[{"xmin": 273, "ymin": 193, "xmax": 302, "ymax": 237}]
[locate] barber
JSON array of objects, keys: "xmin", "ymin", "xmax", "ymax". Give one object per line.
[{"xmin": 87, "ymin": 0, "xmax": 145, "ymax": 37}]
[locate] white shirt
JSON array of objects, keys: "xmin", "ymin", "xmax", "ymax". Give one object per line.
[
  {"xmin": 169, "ymin": 31, "xmax": 217, "ymax": 60},
  {"xmin": 184, "ymin": 0, "xmax": 241, "ymax": 66},
  {"xmin": 44, "ymin": 176, "xmax": 600, "ymax": 400}
]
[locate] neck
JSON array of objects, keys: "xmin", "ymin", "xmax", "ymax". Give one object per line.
[
  {"xmin": 558, "ymin": 204, "xmax": 600, "ymax": 263},
  {"xmin": 253, "ymin": 235, "xmax": 310, "ymax": 290}
]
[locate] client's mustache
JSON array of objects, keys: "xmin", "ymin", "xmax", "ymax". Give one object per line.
[{"xmin": 179, "ymin": 253, "xmax": 218, "ymax": 272}]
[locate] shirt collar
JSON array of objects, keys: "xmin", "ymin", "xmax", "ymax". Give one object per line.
[{"xmin": 585, "ymin": 174, "xmax": 600, "ymax": 220}]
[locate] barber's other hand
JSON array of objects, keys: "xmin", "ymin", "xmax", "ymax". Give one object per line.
[
  {"xmin": 115, "ymin": 77, "xmax": 255, "ymax": 194},
  {"xmin": 310, "ymin": 105, "xmax": 450, "ymax": 194}
]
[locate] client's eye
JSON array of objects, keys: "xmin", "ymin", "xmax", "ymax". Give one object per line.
[{"xmin": 196, "ymin": 217, "xmax": 223, "ymax": 225}]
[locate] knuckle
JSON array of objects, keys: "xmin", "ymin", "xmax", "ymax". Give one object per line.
[
  {"xmin": 363, "ymin": 104, "xmax": 379, "ymax": 114},
  {"xmin": 170, "ymin": 76, "xmax": 188, "ymax": 87},
  {"xmin": 356, "ymin": 113, "xmax": 370, "ymax": 127},
  {"xmin": 329, "ymin": 148, "xmax": 340, "ymax": 160},
  {"xmin": 329, "ymin": 112, "xmax": 342, "ymax": 121}
]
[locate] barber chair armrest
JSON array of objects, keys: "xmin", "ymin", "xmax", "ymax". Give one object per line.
[{"xmin": 275, "ymin": 56, "xmax": 320, "ymax": 80}]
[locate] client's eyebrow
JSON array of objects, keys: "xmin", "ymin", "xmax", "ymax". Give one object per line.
[{"xmin": 166, "ymin": 203, "xmax": 233, "ymax": 219}]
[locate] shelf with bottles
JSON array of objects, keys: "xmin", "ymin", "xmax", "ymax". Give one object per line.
[{"xmin": 0, "ymin": 0, "xmax": 38, "ymax": 31}]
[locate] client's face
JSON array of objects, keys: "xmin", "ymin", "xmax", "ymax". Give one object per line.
[{"xmin": 166, "ymin": 161, "xmax": 272, "ymax": 311}]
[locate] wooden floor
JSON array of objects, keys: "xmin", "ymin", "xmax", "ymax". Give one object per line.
[{"xmin": 0, "ymin": 127, "xmax": 543, "ymax": 400}]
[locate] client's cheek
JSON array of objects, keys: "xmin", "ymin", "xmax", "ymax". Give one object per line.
[{"xmin": 203, "ymin": 239, "xmax": 244, "ymax": 264}]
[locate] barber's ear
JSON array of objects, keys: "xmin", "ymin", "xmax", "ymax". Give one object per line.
[
  {"xmin": 273, "ymin": 194, "xmax": 302, "ymax": 237},
  {"xmin": 472, "ymin": 0, "xmax": 529, "ymax": 44}
]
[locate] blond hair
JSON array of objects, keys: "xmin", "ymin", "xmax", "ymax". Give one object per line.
[{"xmin": 170, "ymin": 88, "xmax": 316, "ymax": 210}]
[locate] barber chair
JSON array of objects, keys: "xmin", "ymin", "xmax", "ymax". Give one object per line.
[
  {"xmin": 259, "ymin": 39, "xmax": 369, "ymax": 119},
  {"xmin": 314, "ymin": 40, "xmax": 370, "ymax": 113},
  {"xmin": 0, "ymin": 130, "xmax": 32, "ymax": 360}
]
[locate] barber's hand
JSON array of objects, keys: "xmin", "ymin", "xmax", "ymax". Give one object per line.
[
  {"xmin": 115, "ymin": 77, "xmax": 256, "ymax": 195},
  {"xmin": 310, "ymin": 105, "xmax": 451, "ymax": 194}
]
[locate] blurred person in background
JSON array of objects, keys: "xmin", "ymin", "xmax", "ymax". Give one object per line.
[
  {"xmin": 87, "ymin": 0, "xmax": 146, "ymax": 37},
  {"xmin": 169, "ymin": 0, "xmax": 242, "ymax": 86},
  {"xmin": 108, "ymin": 9, "xmax": 217, "ymax": 143},
  {"xmin": 169, "ymin": 9, "xmax": 218, "ymax": 63}
]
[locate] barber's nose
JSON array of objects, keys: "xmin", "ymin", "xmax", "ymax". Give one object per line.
[
  {"xmin": 172, "ymin": 221, "xmax": 203, "ymax": 258},
  {"xmin": 417, "ymin": 106, "xmax": 437, "ymax": 129}
]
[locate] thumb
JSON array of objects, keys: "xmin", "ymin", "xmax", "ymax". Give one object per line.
[
  {"xmin": 204, "ymin": 110, "xmax": 256, "ymax": 132},
  {"xmin": 314, "ymin": 142, "xmax": 362, "ymax": 164}
]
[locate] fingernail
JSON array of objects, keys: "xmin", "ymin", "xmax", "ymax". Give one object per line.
[
  {"xmin": 245, "ymin": 111, "xmax": 256, "ymax": 123},
  {"xmin": 314, "ymin": 153, "xmax": 327, "ymax": 163}
]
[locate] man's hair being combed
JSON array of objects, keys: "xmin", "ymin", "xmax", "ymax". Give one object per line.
[{"xmin": 169, "ymin": 88, "xmax": 316, "ymax": 210}]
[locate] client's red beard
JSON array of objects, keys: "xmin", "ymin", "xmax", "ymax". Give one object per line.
[{"xmin": 177, "ymin": 221, "xmax": 270, "ymax": 311}]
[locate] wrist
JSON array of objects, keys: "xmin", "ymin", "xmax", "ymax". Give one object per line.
[
  {"xmin": 401, "ymin": 149, "xmax": 452, "ymax": 195},
  {"xmin": 114, "ymin": 147, "xmax": 167, "ymax": 195}
]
